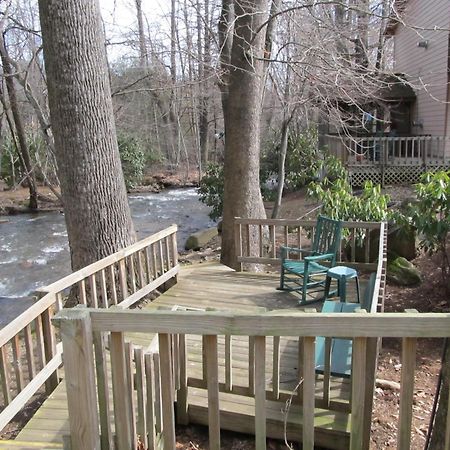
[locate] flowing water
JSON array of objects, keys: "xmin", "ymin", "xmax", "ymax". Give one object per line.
[{"xmin": 0, "ymin": 188, "xmax": 214, "ymax": 297}]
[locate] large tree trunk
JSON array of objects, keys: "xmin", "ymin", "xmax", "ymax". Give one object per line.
[
  {"xmin": 220, "ymin": 0, "xmax": 268, "ymax": 269},
  {"xmin": 38, "ymin": 0, "xmax": 136, "ymax": 271}
]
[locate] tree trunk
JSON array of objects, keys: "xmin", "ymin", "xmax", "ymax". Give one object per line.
[
  {"xmin": 220, "ymin": 0, "xmax": 268, "ymax": 269},
  {"xmin": 38, "ymin": 0, "xmax": 136, "ymax": 271},
  {"xmin": 135, "ymin": 0, "xmax": 148, "ymax": 68},
  {"xmin": 272, "ymin": 118, "xmax": 288, "ymax": 219},
  {"xmin": 218, "ymin": 0, "xmax": 234, "ymax": 115},
  {"xmin": 0, "ymin": 33, "xmax": 39, "ymax": 210}
]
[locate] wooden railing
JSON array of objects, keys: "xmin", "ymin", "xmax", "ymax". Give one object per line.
[
  {"xmin": 234, "ymin": 218, "xmax": 386, "ymax": 273},
  {"xmin": 0, "ymin": 225, "xmax": 179, "ymax": 433},
  {"xmin": 325, "ymin": 134, "xmax": 450, "ymax": 167},
  {"xmin": 55, "ymin": 307, "xmax": 450, "ymax": 450},
  {"xmin": 35, "ymin": 224, "xmax": 179, "ymax": 310}
]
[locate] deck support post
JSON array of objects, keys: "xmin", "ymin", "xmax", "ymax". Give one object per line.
[{"xmin": 57, "ymin": 309, "xmax": 100, "ymax": 450}]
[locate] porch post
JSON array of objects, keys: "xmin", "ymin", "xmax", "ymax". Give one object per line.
[{"xmin": 55, "ymin": 309, "xmax": 100, "ymax": 450}]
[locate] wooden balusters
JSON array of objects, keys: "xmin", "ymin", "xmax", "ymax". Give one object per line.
[
  {"xmin": 79, "ymin": 279, "xmax": 87, "ymax": 305},
  {"xmin": 42, "ymin": 308, "xmax": 58, "ymax": 393},
  {"xmin": 302, "ymin": 336, "xmax": 316, "ymax": 450},
  {"xmin": 99, "ymin": 269, "xmax": 108, "ymax": 308},
  {"xmin": 270, "ymin": 225, "xmax": 276, "ymax": 259},
  {"xmin": 144, "ymin": 353, "xmax": 157, "ymax": 449},
  {"xmin": 110, "ymin": 332, "xmax": 133, "ymax": 450},
  {"xmin": 177, "ymin": 334, "xmax": 188, "ymax": 425},
  {"xmin": 93, "ymin": 331, "xmax": 112, "ymax": 450},
  {"xmin": 248, "ymin": 336, "xmax": 255, "ymax": 395},
  {"xmin": 135, "ymin": 347, "xmax": 147, "ymax": 449},
  {"xmin": 158, "ymin": 241, "xmax": 165, "ymax": 275},
  {"xmin": 23, "ymin": 325, "xmax": 36, "ymax": 381},
  {"xmin": 109, "ymin": 265, "xmax": 118, "ymax": 306},
  {"xmin": 158, "ymin": 333, "xmax": 176, "ymax": 449},
  {"xmin": 125, "ymin": 342, "xmax": 137, "ymax": 448},
  {"xmin": 137, "ymin": 251, "xmax": 145, "ymax": 288},
  {"xmin": 272, "ymin": 336, "xmax": 280, "ymax": 399},
  {"xmin": 350, "ymin": 337, "xmax": 367, "ymax": 450},
  {"xmin": 164, "ymin": 237, "xmax": 170, "ymax": 272},
  {"xmin": 205, "ymin": 335, "xmax": 220, "ymax": 450},
  {"xmin": 397, "ymin": 337, "xmax": 417, "ymax": 450},
  {"xmin": 88, "ymin": 274, "xmax": 98, "ymax": 308},
  {"xmin": 129, "ymin": 255, "xmax": 137, "ymax": 293},
  {"xmin": 225, "ymin": 335, "xmax": 233, "ymax": 392},
  {"xmin": 0, "ymin": 345, "xmax": 11, "ymax": 405},
  {"xmin": 119, "ymin": 259, "xmax": 128, "ymax": 301},
  {"xmin": 254, "ymin": 336, "xmax": 266, "ymax": 449}
]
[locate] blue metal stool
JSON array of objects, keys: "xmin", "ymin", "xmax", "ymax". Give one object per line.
[{"xmin": 324, "ymin": 266, "xmax": 360, "ymax": 303}]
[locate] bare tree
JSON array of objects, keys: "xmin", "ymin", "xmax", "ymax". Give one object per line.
[{"xmin": 0, "ymin": 22, "xmax": 38, "ymax": 209}]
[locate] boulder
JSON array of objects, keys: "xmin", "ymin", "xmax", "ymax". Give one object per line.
[
  {"xmin": 387, "ymin": 225, "xmax": 417, "ymax": 261},
  {"xmin": 185, "ymin": 227, "xmax": 218, "ymax": 251},
  {"xmin": 387, "ymin": 257, "xmax": 421, "ymax": 286}
]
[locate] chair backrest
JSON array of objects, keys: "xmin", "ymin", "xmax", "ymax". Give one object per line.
[
  {"xmin": 312, "ymin": 215, "xmax": 343, "ymax": 264},
  {"xmin": 315, "ymin": 300, "xmax": 360, "ymax": 378},
  {"xmin": 362, "ymin": 272, "xmax": 377, "ymax": 312}
]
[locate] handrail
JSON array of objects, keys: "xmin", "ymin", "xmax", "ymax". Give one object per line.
[
  {"xmin": 84, "ymin": 308, "xmax": 450, "ymax": 337},
  {"xmin": 35, "ymin": 224, "xmax": 178, "ymax": 295},
  {"xmin": 0, "ymin": 293, "xmax": 56, "ymax": 348}
]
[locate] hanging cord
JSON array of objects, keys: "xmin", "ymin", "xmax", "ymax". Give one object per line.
[{"xmin": 424, "ymin": 337, "xmax": 448, "ymax": 449}]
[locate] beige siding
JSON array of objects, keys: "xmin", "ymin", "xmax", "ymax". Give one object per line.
[{"xmin": 393, "ymin": 0, "xmax": 450, "ymax": 136}]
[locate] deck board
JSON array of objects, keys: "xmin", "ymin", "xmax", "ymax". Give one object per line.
[{"xmin": 12, "ymin": 261, "xmax": 365, "ymax": 448}]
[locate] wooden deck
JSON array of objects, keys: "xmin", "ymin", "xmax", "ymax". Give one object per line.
[{"xmin": 9, "ymin": 262, "xmax": 365, "ymax": 449}]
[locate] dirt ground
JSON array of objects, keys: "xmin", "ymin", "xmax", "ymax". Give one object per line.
[{"xmin": 0, "ymin": 173, "xmax": 445, "ymax": 448}]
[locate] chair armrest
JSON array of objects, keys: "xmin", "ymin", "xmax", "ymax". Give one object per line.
[
  {"xmin": 304, "ymin": 253, "xmax": 335, "ymax": 263},
  {"xmin": 280, "ymin": 246, "xmax": 314, "ymax": 260}
]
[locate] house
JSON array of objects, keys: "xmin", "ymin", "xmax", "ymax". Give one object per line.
[
  {"xmin": 386, "ymin": 0, "xmax": 450, "ymax": 139},
  {"xmin": 325, "ymin": 0, "xmax": 450, "ymax": 186}
]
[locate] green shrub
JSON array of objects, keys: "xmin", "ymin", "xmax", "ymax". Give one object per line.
[
  {"xmin": 400, "ymin": 170, "xmax": 450, "ymax": 287},
  {"xmin": 308, "ymin": 176, "xmax": 390, "ymax": 244},
  {"xmin": 117, "ymin": 134, "xmax": 147, "ymax": 189},
  {"xmin": 198, "ymin": 163, "xmax": 224, "ymax": 221}
]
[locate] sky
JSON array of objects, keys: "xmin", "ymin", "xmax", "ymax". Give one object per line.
[{"xmin": 100, "ymin": 0, "xmax": 170, "ymax": 61}]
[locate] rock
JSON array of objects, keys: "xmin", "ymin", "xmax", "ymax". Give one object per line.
[
  {"xmin": 185, "ymin": 227, "xmax": 218, "ymax": 251},
  {"xmin": 387, "ymin": 224, "xmax": 417, "ymax": 261},
  {"xmin": 387, "ymin": 257, "xmax": 421, "ymax": 286}
]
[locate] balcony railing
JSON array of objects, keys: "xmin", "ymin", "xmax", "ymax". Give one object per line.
[{"xmin": 325, "ymin": 134, "xmax": 450, "ymax": 167}]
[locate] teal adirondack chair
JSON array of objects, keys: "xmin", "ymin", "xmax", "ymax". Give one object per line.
[
  {"xmin": 315, "ymin": 276, "xmax": 378, "ymax": 377},
  {"xmin": 278, "ymin": 215, "xmax": 343, "ymax": 305},
  {"xmin": 315, "ymin": 301, "xmax": 360, "ymax": 377}
]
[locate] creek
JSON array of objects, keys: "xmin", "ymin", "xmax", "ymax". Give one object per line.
[{"xmin": 0, "ymin": 188, "xmax": 214, "ymax": 297}]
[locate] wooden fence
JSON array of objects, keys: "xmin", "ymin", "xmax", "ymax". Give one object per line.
[
  {"xmin": 0, "ymin": 225, "xmax": 179, "ymax": 433},
  {"xmin": 55, "ymin": 307, "xmax": 450, "ymax": 450}
]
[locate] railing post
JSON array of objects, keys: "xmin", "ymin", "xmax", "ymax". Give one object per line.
[
  {"xmin": 56, "ymin": 308, "xmax": 100, "ymax": 450},
  {"xmin": 42, "ymin": 307, "xmax": 58, "ymax": 393},
  {"xmin": 234, "ymin": 218, "xmax": 243, "ymax": 272}
]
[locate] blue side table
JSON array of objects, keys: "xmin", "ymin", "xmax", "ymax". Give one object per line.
[{"xmin": 324, "ymin": 266, "xmax": 360, "ymax": 303}]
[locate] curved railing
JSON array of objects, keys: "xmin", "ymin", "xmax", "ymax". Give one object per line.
[{"xmin": 0, "ymin": 225, "xmax": 179, "ymax": 433}]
